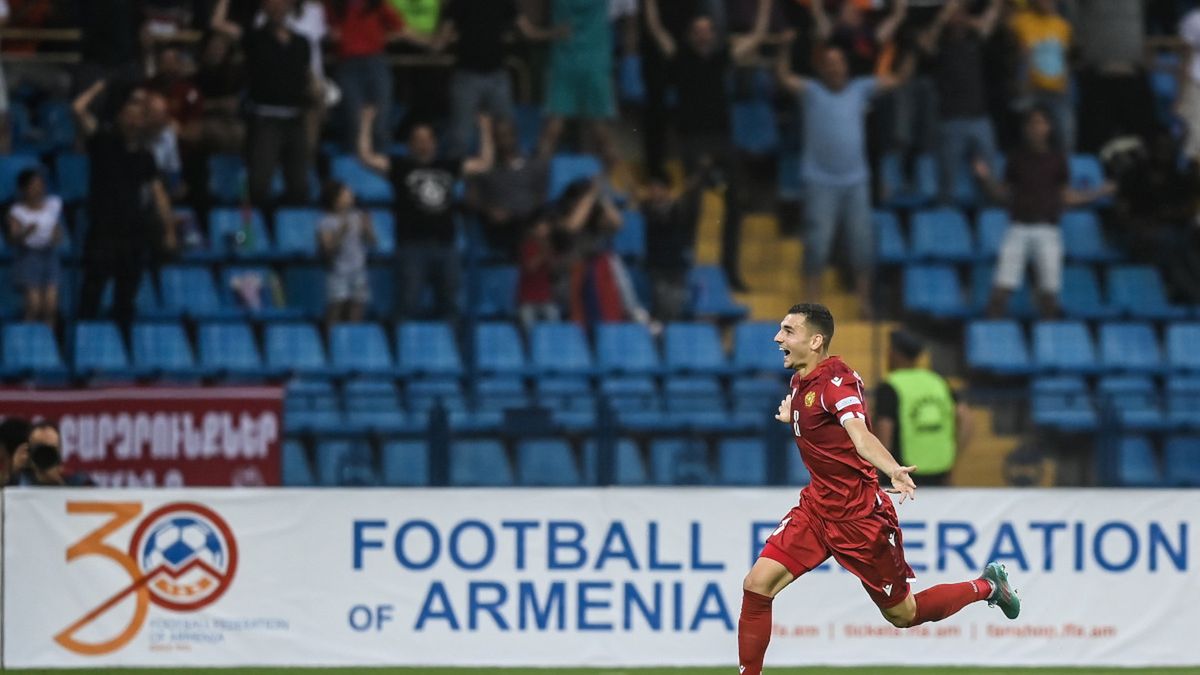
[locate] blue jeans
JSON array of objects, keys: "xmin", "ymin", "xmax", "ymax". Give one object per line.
[
  {"xmin": 804, "ymin": 181, "xmax": 873, "ymax": 275},
  {"xmin": 398, "ymin": 243, "xmax": 460, "ymax": 320},
  {"xmin": 936, "ymin": 116, "xmax": 997, "ymax": 203},
  {"xmin": 337, "ymin": 55, "xmax": 392, "ymax": 151},
  {"xmin": 449, "ymin": 69, "xmax": 515, "ymax": 156}
]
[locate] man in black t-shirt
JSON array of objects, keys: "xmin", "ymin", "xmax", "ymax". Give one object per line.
[{"xmin": 358, "ymin": 106, "xmax": 493, "ymax": 320}]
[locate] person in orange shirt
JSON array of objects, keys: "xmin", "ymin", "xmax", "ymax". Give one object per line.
[{"xmin": 1009, "ymin": 0, "xmax": 1074, "ymax": 150}]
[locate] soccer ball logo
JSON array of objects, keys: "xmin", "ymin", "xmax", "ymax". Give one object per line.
[{"xmin": 128, "ymin": 503, "xmax": 238, "ymax": 611}]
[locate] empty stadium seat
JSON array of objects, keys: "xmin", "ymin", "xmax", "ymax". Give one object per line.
[
  {"xmin": 1168, "ymin": 376, "xmax": 1200, "ymax": 430},
  {"xmin": 274, "ymin": 208, "xmax": 322, "ymax": 257},
  {"xmin": 207, "ymin": 208, "xmax": 274, "ymax": 260},
  {"xmin": 283, "ymin": 265, "xmax": 325, "ymax": 318},
  {"xmin": 664, "ymin": 376, "xmax": 733, "ymax": 430},
  {"xmin": 965, "ymin": 320, "xmax": 1032, "ymax": 375},
  {"xmin": 1061, "ymin": 210, "xmax": 1118, "ymax": 262},
  {"xmin": 583, "ymin": 439, "xmax": 648, "ymax": 485},
  {"xmin": 732, "ymin": 100, "xmax": 780, "ymax": 154},
  {"xmin": 1060, "ymin": 266, "xmax": 1119, "ymax": 320},
  {"xmin": 266, "ymin": 323, "xmax": 337, "ymax": 377},
  {"xmin": 718, "ymin": 438, "xmax": 767, "ymax": 485},
  {"xmin": 596, "ymin": 322, "xmax": 661, "ymax": 375},
  {"xmin": 976, "ymin": 208, "xmax": 1008, "ymax": 259},
  {"xmin": 536, "ymin": 376, "xmax": 596, "ymax": 429},
  {"xmin": 733, "ymin": 322, "xmax": 784, "ymax": 373},
  {"xmin": 406, "ymin": 378, "xmax": 466, "ymax": 420},
  {"xmin": 208, "ymin": 154, "xmax": 245, "ymax": 204},
  {"xmin": 329, "ymin": 322, "xmax": 396, "ymax": 377},
  {"xmin": 517, "ymin": 440, "xmax": 583, "ymax": 486},
  {"xmin": 731, "ymin": 376, "xmax": 785, "ymax": 427},
  {"xmin": 367, "ymin": 209, "xmax": 395, "ymax": 256},
  {"xmin": 396, "ymin": 322, "xmax": 463, "ymax": 377},
  {"xmin": 879, "ymin": 153, "xmax": 934, "ymax": 208},
  {"xmin": 874, "ymin": 210, "xmax": 907, "ymax": 264},
  {"xmin": 0, "ymin": 154, "xmax": 42, "ymax": 202},
  {"xmin": 73, "ymin": 321, "xmax": 130, "ymax": 378},
  {"xmin": 475, "ymin": 322, "xmax": 527, "ymax": 375},
  {"xmin": 911, "ymin": 208, "xmax": 975, "ymax": 262},
  {"xmin": 131, "ymin": 322, "xmax": 208, "ymax": 379},
  {"xmin": 1098, "ymin": 323, "xmax": 1163, "ymax": 374},
  {"xmin": 39, "ymin": 100, "xmax": 76, "ymax": 150},
  {"xmin": 476, "ymin": 265, "xmax": 519, "ymax": 318},
  {"xmin": 1097, "ymin": 376, "xmax": 1167, "ymax": 431},
  {"xmin": 1107, "ymin": 266, "xmax": 1189, "ymax": 320},
  {"xmin": 600, "ymin": 376, "xmax": 661, "ymax": 414},
  {"xmin": 197, "ymin": 322, "xmax": 271, "ymax": 379},
  {"xmin": 618, "ymin": 53, "xmax": 646, "ymax": 103},
  {"xmin": 904, "ymin": 265, "xmax": 969, "ymax": 318},
  {"xmin": 531, "ymin": 322, "xmax": 593, "ymax": 375},
  {"xmin": 1166, "ymin": 324, "xmax": 1200, "ymax": 372},
  {"xmin": 649, "ymin": 439, "xmax": 714, "ymax": 485},
  {"xmin": 663, "ymin": 322, "xmax": 728, "ymax": 374},
  {"xmin": 285, "ymin": 379, "xmax": 343, "ymax": 434},
  {"xmin": 1033, "ymin": 321, "xmax": 1099, "ymax": 374},
  {"xmin": 344, "ymin": 378, "xmax": 408, "ymax": 433},
  {"xmin": 1030, "ymin": 376, "xmax": 1097, "ymax": 432},
  {"xmin": 689, "ymin": 265, "xmax": 748, "ymax": 319},
  {"xmin": 0, "ymin": 267, "xmax": 19, "ymax": 318},
  {"xmin": 548, "ymin": 154, "xmax": 602, "ymax": 200},
  {"xmin": 450, "ymin": 440, "xmax": 513, "ymax": 486},
  {"xmin": 613, "ymin": 209, "xmax": 646, "ymax": 259},
  {"xmin": 316, "ymin": 440, "xmax": 378, "ymax": 486},
  {"xmin": 1114, "ymin": 436, "xmax": 1162, "ymax": 487},
  {"xmin": 367, "ymin": 266, "xmax": 394, "ymax": 318},
  {"xmin": 476, "ymin": 377, "xmax": 530, "ymax": 413},
  {"xmin": 54, "ymin": 152, "xmax": 89, "ymax": 203},
  {"xmin": 1069, "ymin": 154, "xmax": 1107, "ymax": 198},
  {"xmin": 281, "ymin": 441, "xmax": 316, "ymax": 487},
  {"xmin": 155, "ymin": 266, "xmax": 237, "ymax": 320},
  {"xmin": 331, "ymin": 154, "xmax": 393, "ymax": 203},
  {"xmin": 1163, "ymin": 436, "xmax": 1200, "ymax": 487},
  {"xmin": 381, "ymin": 441, "xmax": 429, "ymax": 487},
  {"xmin": 1, "ymin": 322, "xmax": 68, "ymax": 380}
]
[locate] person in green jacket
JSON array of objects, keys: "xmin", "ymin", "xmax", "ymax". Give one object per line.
[{"xmin": 875, "ymin": 329, "xmax": 972, "ymax": 486}]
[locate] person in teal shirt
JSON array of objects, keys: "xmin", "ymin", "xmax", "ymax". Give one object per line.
[{"xmin": 540, "ymin": 0, "xmax": 616, "ymax": 161}]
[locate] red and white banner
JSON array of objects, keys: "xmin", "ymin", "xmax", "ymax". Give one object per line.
[{"xmin": 0, "ymin": 387, "xmax": 282, "ymax": 486}]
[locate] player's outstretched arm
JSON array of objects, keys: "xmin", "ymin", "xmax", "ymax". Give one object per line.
[{"xmin": 843, "ymin": 417, "xmax": 917, "ymax": 502}]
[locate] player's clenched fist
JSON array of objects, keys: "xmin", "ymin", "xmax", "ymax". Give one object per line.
[{"xmin": 775, "ymin": 393, "xmax": 793, "ymax": 423}]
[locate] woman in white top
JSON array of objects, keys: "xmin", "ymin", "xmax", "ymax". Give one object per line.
[{"xmin": 7, "ymin": 168, "xmax": 62, "ymax": 327}]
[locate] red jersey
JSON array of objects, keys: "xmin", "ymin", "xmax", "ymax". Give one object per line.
[
  {"xmin": 327, "ymin": 0, "xmax": 404, "ymax": 58},
  {"xmin": 788, "ymin": 356, "xmax": 882, "ymax": 521}
]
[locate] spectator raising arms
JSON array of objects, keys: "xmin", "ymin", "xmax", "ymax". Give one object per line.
[
  {"xmin": 539, "ymin": 0, "xmax": 617, "ymax": 162},
  {"xmin": 467, "ymin": 119, "xmax": 550, "ymax": 258},
  {"xmin": 318, "ymin": 180, "xmax": 376, "ymax": 326},
  {"xmin": 1009, "ymin": 0, "xmax": 1074, "ymax": 151},
  {"xmin": 357, "ymin": 105, "xmax": 493, "ymax": 321},
  {"xmin": 7, "ymin": 169, "xmax": 62, "ymax": 328}
]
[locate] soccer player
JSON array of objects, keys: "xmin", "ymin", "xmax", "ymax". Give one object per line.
[{"xmin": 737, "ymin": 304, "xmax": 1020, "ymax": 675}]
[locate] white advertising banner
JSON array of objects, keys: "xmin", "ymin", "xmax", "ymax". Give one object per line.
[{"xmin": 3, "ymin": 488, "xmax": 1197, "ymax": 668}]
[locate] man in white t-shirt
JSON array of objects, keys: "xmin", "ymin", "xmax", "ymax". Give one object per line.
[
  {"xmin": 6, "ymin": 168, "xmax": 62, "ymax": 327},
  {"xmin": 1179, "ymin": 8, "xmax": 1200, "ymax": 163}
]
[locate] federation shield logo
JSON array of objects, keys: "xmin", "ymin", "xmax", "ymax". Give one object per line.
[{"xmin": 804, "ymin": 391, "xmax": 816, "ymax": 408}]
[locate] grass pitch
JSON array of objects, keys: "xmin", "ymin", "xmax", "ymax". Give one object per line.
[{"xmin": 7, "ymin": 668, "xmax": 1199, "ymax": 674}]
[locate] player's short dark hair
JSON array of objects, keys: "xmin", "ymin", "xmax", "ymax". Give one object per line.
[{"xmin": 788, "ymin": 303, "xmax": 835, "ymax": 348}]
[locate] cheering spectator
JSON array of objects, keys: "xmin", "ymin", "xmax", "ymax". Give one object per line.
[
  {"xmin": 7, "ymin": 168, "xmax": 62, "ymax": 328},
  {"xmin": 194, "ymin": 30, "xmax": 246, "ymax": 155},
  {"xmin": 516, "ymin": 216, "xmax": 561, "ymax": 331},
  {"xmin": 810, "ymin": 0, "xmax": 908, "ymax": 78},
  {"xmin": 1073, "ymin": 0, "xmax": 1153, "ymax": 152},
  {"xmin": 0, "ymin": 416, "xmax": 31, "ymax": 487},
  {"xmin": 318, "ymin": 180, "xmax": 376, "ymax": 325},
  {"xmin": 1180, "ymin": 7, "xmax": 1200, "ymax": 167},
  {"xmin": 644, "ymin": 0, "xmax": 769, "ymax": 292},
  {"xmin": 144, "ymin": 91, "xmax": 185, "ymax": 199},
  {"xmin": 74, "ymin": 80, "xmax": 176, "ymax": 336},
  {"xmin": 974, "ymin": 107, "xmax": 1114, "ymax": 319},
  {"xmin": 1009, "ymin": 0, "xmax": 1075, "ymax": 151},
  {"xmin": 641, "ymin": 171, "xmax": 702, "ymax": 322},
  {"xmin": 467, "ymin": 119, "xmax": 549, "ymax": 258},
  {"xmin": 357, "ymin": 106, "xmax": 493, "ymax": 320},
  {"xmin": 327, "ymin": 0, "xmax": 406, "ymax": 151},
  {"xmin": 918, "ymin": 0, "xmax": 1002, "ymax": 204},
  {"xmin": 636, "ymin": 0, "xmax": 704, "ymax": 178},
  {"xmin": 777, "ymin": 42, "xmax": 908, "ymax": 315},
  {"xmin": 538, "ymin": 0, "xmax": 617, "ymax": 162}
]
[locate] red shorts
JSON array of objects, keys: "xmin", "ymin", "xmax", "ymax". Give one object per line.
[{"xmin": 761, "ymin": 494, "xmax": 915, "ymax": 609}]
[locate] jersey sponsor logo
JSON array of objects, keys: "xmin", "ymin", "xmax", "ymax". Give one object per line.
[
  {"xmin": 831, "ymin": 377, "xmax": 843, "ymax": 386},
  {"xmin": 883, "ymin": 583, "xmax": 893, "ymax": 596},
  {"xmin": 804, "ymin": 391, "xmax": 816, "ymax": 408}
]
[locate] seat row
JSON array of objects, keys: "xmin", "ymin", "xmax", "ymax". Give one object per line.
[
  {"xmin": 1111, "ymin": 435, "xmax": 1200, "ymax": 487},
  {"xmin": 281, "ymin": 436, "xmax": 812, "ymax": 488},
  {"xmin": 967, "ymin": 321, "xmax": 1200, "ymax": 376},
  {"xmin": 1031, "ymin": 375, "xmax": 1200, "ymax": 433}
]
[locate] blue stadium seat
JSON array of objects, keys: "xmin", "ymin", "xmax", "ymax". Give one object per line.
[
  {"xmin": 381, "ymin": 441, "xmax": 429, "ymax": 486},
  {"xmin": 718, "ymin": 438, "xmax": 767, "ymax": 485},
  {"xmin": 1097, "ymin": 376, "xmax": 1167, "ymax": 431},
  {"xmin": 284, "ymin": 265, "xmax": 325, "ymax": 319},
  {"xmin": 367, "ymin": 266, "xmax": 394, "ymax": 319},
  {"xmin": 476, "ymin": 265, "xmax": 519, "ymax": 318},
  {"xmin": 197, "ymin": 322, "xmax": 271, "ymax": 379},
  {"xmin": 925, "ymin": 152, "xmax": 981, "ymax": 206},
  {"xmin": 73, "ymin": 321, "xmax": 130, "ymax": 378},
  {"xmin": 54, "ymin": 152, "xmax": 89, "ymax": 203},
  {"xmin": 1060, "ymin": 266, "xmax": 1119, "ymax": 320},
  {"xmin": 976, "ymin": 208, "xmax": 1008, "ymax": 259},
  {"xmin": 911, "ymin": 207, "xmax": 975, "ymax": 262},
  {"xmin": 450, "ymin": 440, "xmax": 513, "ymax": 486},
  {"xmin": 329, "ymin": 322, "xmax": 396, "ymax": 377},
  {"xmin": 548, "ymin": 154, "xmax": 602, "ymax": 200},
  {"xmin": 281, "ymin": 441, "xmax": 316, "ymax": 487},
  {"xmin": 95, "ymin": 272, "xmax": 161, "ymax": 318},
  {"xmin": 274, "ymin": 208, "xmax": 322, "ymax": 257},
  {"xmin": 618, "ymin": 53, "xmax": 646, "ymax": 103},
  {"xmin": 514, "ymin": 104, "xmax": 543, "ymax": 154},
  {"xmin": 614, "ymin": 209, "xmax": 646, "ymax": 259},
  {"xmin": 689, "ymin": 265, "xmax": 748, "ymax": 320},
  {"xmin": 530, "ymin": 322, "xmax": 593, "ymax": 375},
  {"xmin": 155, "ymin": 266, "xmax": 237, "ymax": 320},
  {"xmin": 0, "ymin": 266, "xmax": 19, "ymax": 318},
  {"xmin": 600, "ymin": 376, "xmax": 661, "ymax": 414},
  {"xmin": 517, "ymin": 440, "xmax": 582, "ymax": 486},
  {"xmin": 874, "ymin": 210, "xmax": 907, "ymax": 265},
  {"xmin": 406, "ymin": 378, "xmax": 466, "ymax": 419},
  {"xmin": 596, "ymin": 322, "xmax": 661, "ymax": 375},
  {"xmin": 476, "ymin": 376, "xmax": 530, "ymax": 413},
  {"xmin": 966, "ymin": 320, "xmax": 1032, "ymax": 375},
  {"xmin": 0, "ymin": 154, "xmax": 42, "ymax": 202},
  {"xmin": 536, "ymin": 376, "xmax": 596, "ymax": 429},
  {"xmin": 266, "ymin": 322, "xmax": 337, "ymax": 377},
  {"xmin": 582, "ymin": 439, "xmax": 648, "ymax": 485},
  {"xmin": 1069, "ymin": 154, "xmax": 1107, "ymax": 196},
  {"xmin": 208, "ymin": 154, "xmax": 245, "ymax": 204},
  {"xmin": 285, "ymin": 379, "xmax": 343, "ymax": 434},
  {"xmin": 1107, "ymin": 266, "xmax": 1189, "ymax": 319},
  {"xmin": 1166, "ymin": 324, "xmax": 1200, "ymax": 372},
  {"xmin": 131, "ymin": 322, "xmax": 209, "ymax": 379},
  {"xmin": 733, "ymin": 322, "xmax": 784, "ymax": 373},
  {"xmin": 331, "ymin": 154, "xmax": 393, "ymax": 203},
  {"xmin": 316, "ymin": 440, "xmax": 378, "ymax": 487},
  {"xmin": 663, "ymin": 322, "xmax": 727, "ymax": 374},
  {"xmin": 1114, "ymin": 436, "xmax": 1162, "ymax": 487},
  {"xmin": 1, "ymin": 322, "xmax": 67, "ymax": 380},
  {"xmin": 368, "ymin": 209, "xmax": 395, "ymax": 257},
  {"xmin": 879, "ymin": 153, "xmax": 934, "ymax": 208},
  {"xmin": 344, "ymin": 378, "xmax": 409, "ymax": 433},
  {"xmin": 396, "ymin": 322, "xmax": 462, "ymax": 377},
  {"xmin": 1168, "ymin": 376, "xmax": 1200, "ymax": 429},
  {"xmin": 1098, "ymin": 323, "xmax": 1163, "ymax": 374},
  {"xmin": 219, "ymin": 266, "xmax": 304, "ymax": 319},
  {"xmin": 38, "ymin": 100, "xmax": 76, "ymax": 150},
  {"xmin": 206, "ymin": 208, "xmax": 275, "ymax": 260},
  {"xmin": 731, "ymin": 376, "xmax": 785, "ymax": 427},
  {"xmin": 732, "ymin": 100, "xmax": 779, "ymax": 154},
  {"xmin": 1033, "ymin": 321, "xmax": 1099, "ymax": 374},
  {"xmin": 972, "ymin": 264, "xmax": 1035, "ymax": 321},
  {"xmin": 1061, "ymin": 210, "xmax": 1119, "ymax": 262},
  {"xmin": 649, "ymin": 439, "xmax": 714, "ymax": 485},
  {"xmin": 1163, "ymin": 436, "xmax": 1200, "ymax": 487},
  {"xmin": 475, "ymin": 322, "xmax": 527, "ymax": 375},
  {"xmin": 663, "ymin": 376, "xmax": 733, "ymax": 430},
  {"xmin": 1030, "ymin": 376, "xmax": 1097, "ymax": 432},
  {"xmin": 903, "ymin": 265, "xmax": 969, "ymax": 318}
]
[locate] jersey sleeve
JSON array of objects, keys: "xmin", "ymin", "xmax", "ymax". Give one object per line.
[{"xmin": 823, "ymin": 375, "xmax": 867, "ymax": 426}]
